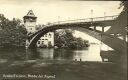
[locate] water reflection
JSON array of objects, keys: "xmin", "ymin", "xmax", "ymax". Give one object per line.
[
  {"xmin": 26, "ymin": 49, "xmax": 40, "ymax": 60},
  {"xmin": 73, "ymin": 44, "xmax": 102, "ymax": 61},
  {"xmin": 35, "ymin": 44, "xmax": 102, "ymax": 61},
  {"xmin": 0, "ymin": 44, "xmax": 102, "ymax": 62},
  {"xmin": 37, "ymin": 48, "xmax": 54, "ymax": 60}
]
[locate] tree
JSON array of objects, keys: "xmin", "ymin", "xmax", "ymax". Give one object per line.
[
  {"xmin": 120, "ymin": 1, "xmax": 128, "ymax": 11},
  {"xmin": 0, "ymin": 14, "xmax": 27, "ymax": 48},
  {"xmin": 54, "ymin": 29, "xmax": 74, "ymax": 48},
  {"xmin": 54, "ymin": 29, "xmax": 89, "ymax": 49}
]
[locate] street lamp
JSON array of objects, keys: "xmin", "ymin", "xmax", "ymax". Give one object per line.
[
  {"xmin": 91, "ymin": 9, "xmax": 93, "ymax": 22},
  {"xmin": 104, "ymin": 12, "xmax": 106, "ymax": 21}
]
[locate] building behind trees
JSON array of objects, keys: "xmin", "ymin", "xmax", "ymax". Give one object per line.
[{"xmin": 23, "ymin": 10, "xmax": 54, "ymax": 48}]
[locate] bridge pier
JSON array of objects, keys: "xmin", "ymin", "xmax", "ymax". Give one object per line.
[
  {"xmin": 123, "ymin": 34, "xmax": 127, "ymax": 42},
  {"xmin": 94, "ymin": 26, "xmax": 96, "ymax": 31},
  {"xmin": 102, "ymin": 26, "xmax": 104, "ymax": 33}
]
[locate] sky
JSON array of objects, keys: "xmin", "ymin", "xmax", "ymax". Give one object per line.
[
  {"xmin": 0, "ymin": 0, "xmax": 123, "ymax": 50},
  {"xmin": 0, "ymin": 0, "xmax": 122, "ymax": 24}
]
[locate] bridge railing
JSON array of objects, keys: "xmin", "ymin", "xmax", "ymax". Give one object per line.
[
  {"xmin": 49, "ymin": 18, "xmax": 92, "ymax": 25},
  {"xmin": 92, "ymin": 15, "xmax": 118, "ymax": 21},
  {"xmin": 45, "ymin": 15, "xmax": 118, "ymax": 26},
  {"xmin": 29, "ymin": 15, "xmax": 119, "ymax": 36}
]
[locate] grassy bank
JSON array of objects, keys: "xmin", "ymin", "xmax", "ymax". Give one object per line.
[{"xmin": 0, "ymin": 60, "xmax": 126, "ymax": 80}]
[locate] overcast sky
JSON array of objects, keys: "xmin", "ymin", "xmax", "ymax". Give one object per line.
[
  {"xmin": 0, "ymin": 0, "xmax": 123, "ymax": 48},
  {"xmin": 0, "ymin": 0, "xmax": 122, "ymax": 24}
]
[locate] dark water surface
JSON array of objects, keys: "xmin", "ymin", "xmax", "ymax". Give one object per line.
[
  {"xmin": 0, "ymin": 44, "xmax": 126, "ymax": 80},
  {"xmin": 0, "ymin": 44, "xmax": 102, "ymax": 62}
]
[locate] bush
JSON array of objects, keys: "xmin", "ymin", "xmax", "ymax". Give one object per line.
[
  {"xmin": 54, "ymin": 29, "xmax": 90, "ymax": 49},
  {"xmin": 0, "ymin": 14, "xmax": 27, "ymax": 48}
]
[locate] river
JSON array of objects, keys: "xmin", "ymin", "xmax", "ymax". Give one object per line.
[{"xmin": 0, "ymin": 44, "xmax": 102, "ymax": 62}]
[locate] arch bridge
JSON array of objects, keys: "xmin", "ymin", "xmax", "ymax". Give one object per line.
[{"xmin": 26, "ymin": 14, "xmax": 127, "ymax": 55}]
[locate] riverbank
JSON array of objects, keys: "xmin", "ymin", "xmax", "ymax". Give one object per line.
[{"xmin": 0, "ymin": 59, "xmax": 126, "ymax": 80}]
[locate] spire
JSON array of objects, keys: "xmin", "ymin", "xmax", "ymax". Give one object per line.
[
  {"xmin": 23, "ymin": 10, "xmax": 37, "ymax": 23},
  {"xmin": 23, "ymin": 10, "xmax": 37, "ymax": 19},
  {"xmin": 27, "ymin": 10, "xmax": 35, "ymax": 17}
]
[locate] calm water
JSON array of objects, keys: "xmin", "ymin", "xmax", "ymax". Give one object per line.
[{"xmin": 0, "ymin": 44, "xmax": 102, "ymax": 62}]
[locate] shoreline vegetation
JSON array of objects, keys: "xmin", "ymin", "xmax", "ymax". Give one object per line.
[
  {"xmin": 54, "ymin": 29, "xmax": 90, "ymax": 50},
  {"xmin": 0, "ymin": 14, "xmax": 27, "ymax": 49},
  {"xmin": 0, "ymin": 14, "xmax": 90, "ymax": 49}
]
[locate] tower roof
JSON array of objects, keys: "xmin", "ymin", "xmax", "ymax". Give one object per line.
[
  {"xmin": 27, "ymin": 10, "xmax": 35, "ymax": 17},
  {"xmin": 24, "ymin": 10, "xmax": 37, "ymax": 18}
]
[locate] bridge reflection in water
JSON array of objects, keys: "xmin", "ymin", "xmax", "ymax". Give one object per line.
[{"xmin": 26, "ymin": 44, "xmax": 102, "ymax": 62}]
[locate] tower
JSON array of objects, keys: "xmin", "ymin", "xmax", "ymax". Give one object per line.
[{"xmin": 23, "ymin": 10, "xmax": 37, "ymax": 33}]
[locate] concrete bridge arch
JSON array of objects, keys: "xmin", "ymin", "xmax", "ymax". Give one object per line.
[{"xmin": 26, "ymin": 15, "xmax": 127, "ymax": 55}]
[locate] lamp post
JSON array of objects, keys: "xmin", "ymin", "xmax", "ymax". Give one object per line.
[
  {"xmin": 91, "ymin": 9, "xmax": 93, "ymax": 22},
  {"xmin": 104, "ymin": 12, "xmax": 106, "ymax": 21},
  {"xmin": 58, "ymin": 16, "xmax": 60, "ymax": 24}
]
